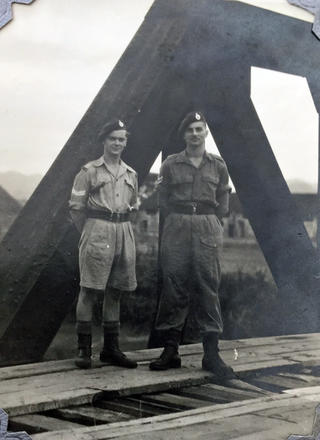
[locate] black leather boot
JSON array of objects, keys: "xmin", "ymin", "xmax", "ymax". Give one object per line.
[
  {"xmin": 149, "ymin": 345, "xmax": 181, "ymax": 370},
  {"xmin": 149, "ymin": 329, "xmax": 181, "ymax": 370},
  {"xmin": 202, "ymin": 332, "xmax": 236, "ymax": 379},
  {"xmin": 100, "ymin": 326, "xmax": 137, "ymax": 369},
  {"xmin": 75, "ymin": 333, "xmax": 92, "ymax": 369}
]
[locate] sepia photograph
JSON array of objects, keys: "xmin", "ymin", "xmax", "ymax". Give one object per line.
[{"xmin": 0, "ymin": 0, "xmax": 320, "ymax": 438}]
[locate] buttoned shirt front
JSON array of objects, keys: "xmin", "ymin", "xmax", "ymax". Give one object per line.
[
  {"xmin": 159, "ymin": 150, "xmax": 230, "ymax": 218},
  {"xmin": 69, "ymin": 156, "xmax": 138, "ymax": 214}
]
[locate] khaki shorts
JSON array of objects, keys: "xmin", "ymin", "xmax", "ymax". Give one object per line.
[{"xmin": 79, "ymin": 218, "xmax": 137, "ymax": 291}]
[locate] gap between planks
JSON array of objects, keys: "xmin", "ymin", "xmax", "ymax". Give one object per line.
[{"xmin": 31, "ymin": 390, "xmax": 320, "ymax": 440}]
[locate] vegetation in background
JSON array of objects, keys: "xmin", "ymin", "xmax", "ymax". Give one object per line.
[{"xmin": 119, "ymin": 258, "xmax": 280, "ymax": 341}]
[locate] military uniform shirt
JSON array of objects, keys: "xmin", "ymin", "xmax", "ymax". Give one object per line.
[
  {"xmin": 156, "ymin": 149, "xmax": 231, "ymax": 335},
  {"xmin": 159, "ymin": 150, "xmax": 230, "ymax": 218},
  {"xmin": 69, "ymin": 155, "xmax": 138, "ymax": 214},
  {"xmin": 69, "ymin": 156, "xmax": 138, "ymax": 291}
]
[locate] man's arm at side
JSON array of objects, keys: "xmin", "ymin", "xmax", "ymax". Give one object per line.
[
  {"xmin": 216, "ymin": 160, "xmax": 231, "ymax": 220},
  {"xmin": 69, "ymin": 168, "xmax": 90, "ymax": 233},
  {"xmin": 128, "ymin": 172, "xmax": 139, "ymax": 222},
  {"xmin": 158, "ymin": 159, "xmax": 171, "ymax": 218}
]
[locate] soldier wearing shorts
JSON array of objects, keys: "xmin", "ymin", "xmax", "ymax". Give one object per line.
[
  {"xmin": 69, "ymin": 119, "xmax": 138, "ymax": 369},
  {"xmin": 149, "ymin": 111, "xmax": 235, "ymax": 379}
]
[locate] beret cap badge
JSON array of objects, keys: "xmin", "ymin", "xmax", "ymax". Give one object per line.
[
  {"xmin": 177, "ymin": 111, "xmax": 207, "ymax": 139},
  {"xmin": 98, "ymin": 118, "xmax": 127, "ymax": 142}
]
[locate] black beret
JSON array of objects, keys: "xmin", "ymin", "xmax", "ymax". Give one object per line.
[
  {"xmin": 98, "ymin": 119, "xmax": 128, "ymax": 142},
  {"xmin": 178, "ymin": 111, "xmax": 207, "ymax": 139}
]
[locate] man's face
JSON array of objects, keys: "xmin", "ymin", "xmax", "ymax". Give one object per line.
[
  {"xmin": 183, "ymin": 121, "xmax": 208, "ymax": 147},
  {"xmin": 103, "ymin": 129, "xmax": 128, "ymax": 157}
]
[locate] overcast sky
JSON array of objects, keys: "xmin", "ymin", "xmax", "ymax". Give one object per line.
[{"xmin": 0, "ymin": 0, "xmax": 318, "ymax": 189}]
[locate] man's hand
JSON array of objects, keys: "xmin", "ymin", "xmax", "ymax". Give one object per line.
[{"xmin": 70, "ymin": 210, "xmax": 86, "ymax": 233}]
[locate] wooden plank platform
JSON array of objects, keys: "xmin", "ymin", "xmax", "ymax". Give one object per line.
[
  {"xmin": 2, "ymin": 333, "xmax": 320, "ymax": 439},
  {"xmin": 31, "ymin": 393, "xmax": 320, "ymax": 439}
]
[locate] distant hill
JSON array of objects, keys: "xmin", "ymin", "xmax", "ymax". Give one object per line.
[
  {"xmin": 0, "ymin": 185, "xmax": 21, "ymax": 240},
  {"xmin": 0, "ymin": 171, "xmax": 43, "ymax": 202},
  {"xmin": 0, "ymin": 171, "xmax": 316, "ymax": 202}
]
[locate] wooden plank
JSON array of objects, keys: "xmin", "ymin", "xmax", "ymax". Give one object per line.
[
  {"xmin": 31, "ymin": 393, "xmax": 320, "ymax": 440},
  {"xmin": 54, "ymin": 406, "xmax": 132, "ymax": 424},
  {"xmin": 245, "ymin": 368, "xmax": 312, "ymax": 392},
  {"xmin": 111, "ymin": 413, "xmax": 306, "ymax": 440},
  {"xmin": 95, "ymin": 414, "xmax": 290, "ymax": 440},
  {"xmin": 3, "ymin": 388, "xmax": 98, "ymax": 417},
  {"xmin": 175, "ymin": 384, "xmax": 260, "ymax": 403},
  {"xmin": 243, "ymin": 377, "xmax": 285, "ymax": 393},
  {"xmin": 255, "ymin": 405, "xmax": 315, "ymax": 430},
  {"xmin": 2, "ymin": 331, "xmax": 320, "ymax": 418},
  {"xmin": 284, "ymin": 385, "xmax": 320, "ymax": 396},
  {"xmin": 9, "ymin": 414, "xmax": 83, "ymax": 433},
  {"xmin": 98, "ymin": 398, "xmax": 163, "ymax": 417},
  {"xmin": 1, "ymin": 333, "xmax": 319, "ymax": 381},
  {"xmin": 137, "ymin": 392, "xmax": 210, "ymax": 410},
  {"xmin": 1, "ymin": 347, "xmax": 311, "ymax": 418},
  {"xmin": 263, "ymin": 373, "xmax": 317, "ymax": 390},
  {"xmin": 220, "ymin": 379, "xmax": 272, "ymax": 396},
  {"xmin": 277, "ymin": 372, "xmax": 316, "ymax": 384},
  {"xmin": 111, "ymin": 411, "xmax": 312, "ymax": 440},
  {"xmin": 171, "ymin": 386, "xmax": 232, "ymax": 404},
  {"xmin": 1, "ymin": 358, "xmax": 213, "ymax": 416},
  {"xmin": 235, "ymin": 358, "xmax": 298, "ymax": 373},
  {"xmin": 203, "ymin": 383, "xmax": 268, "ymax": 399}
]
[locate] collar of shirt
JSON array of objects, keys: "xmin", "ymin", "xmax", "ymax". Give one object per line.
[
  {"xmin": 175, "ymin": 149, "xmax": 214, "ymax": 166},
  {"xmin": 91, "ymin": 155, "xmax": 129, "ymax": 179}
]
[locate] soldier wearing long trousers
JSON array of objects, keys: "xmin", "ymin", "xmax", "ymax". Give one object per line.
[
  {"xmin": 149, "ymin": 111, "xmax": 235, "ymax": 379},
  {"xmin": 69, "ymin": 119, "xmax": 138, "ymax": 369}
]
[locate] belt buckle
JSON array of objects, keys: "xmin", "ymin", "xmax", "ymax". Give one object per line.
[
  {"xmin": 191, "ymin": 203, "xmax": 197, "ymax": 214},
  {"xmin": 115, "ymin": 212, "xmax": 121, "ymax": 222}
]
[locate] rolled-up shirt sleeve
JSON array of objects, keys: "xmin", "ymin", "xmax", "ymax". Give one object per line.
[{"xmin": 216, "ymin": 162, "xmax": 231, "ymax": 219}]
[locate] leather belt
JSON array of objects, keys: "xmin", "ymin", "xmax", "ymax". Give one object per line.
[
  {"xmin": 170, "ymin": 203, "xmax": 217, "ymax": 215},
  {"xmin": 86, "ymin": 209, "xmax": 130, "ymax": 223}
]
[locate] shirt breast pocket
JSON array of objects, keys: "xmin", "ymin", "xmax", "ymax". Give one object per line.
[
  {"xmin": 171, "ymin": 174, "xmax": 194, "ymax": 185},
  {"xmin": 123, "ymin": 177, "xmax": 135, "ymax": 206},
  {"xmin": 91, "ymin": 177, "xmax": 112, "ymax": 194},
  {"xmin": 170, "ymin": 174, "xmax": 194, "ymax": 201},
  {"xmin": 201, "ymin": 175, "xmax": 219, "ymax": 200}
]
